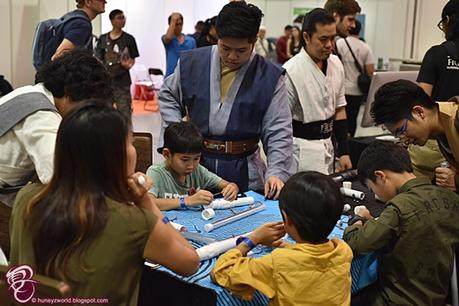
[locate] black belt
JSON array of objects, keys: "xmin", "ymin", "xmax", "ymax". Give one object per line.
[{"xmin": 293, "ymin": 118, "xmax": 333, "ymax": 140}]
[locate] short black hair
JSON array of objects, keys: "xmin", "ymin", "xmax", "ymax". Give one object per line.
[
  {"xmin": 278, "ymin": 171, "xmax": 343, "ymax": 244},
  {"xmin": 324, "ymin": 0, "xmax": 361, "ymax": 17},
  {"xmin": 357, "ymin": 141, "xmax": 413, "ymax": 184},
  {"xmin": 35, "ymin": 49, "xmax": 113, "ymax": 102},
  {"xmin": 349, "ymin": 19, "xmax": 361, "ymax": 35},
  {"xmin": 216, "ymin": 1, "xmax": 263, "ymax": 43},
  {"xmin": 442, "ymin": 0, "xmax": 459, "ymax": 40},
  {"xmin": 168, "ymin": 13, "xmax": 183, "ymax": 25},
  {"xmin": 301, "ymin": 8, "xmax": 336, "ymax": 46},
  {"xmin": 75, "ymin": 0, "xmax": 85, "ymax": 9},
  {"xmin": 284, "ymin": 25, "xmax": 293, "ymax": 31},
  {"xmin": 371, "ymin": 79, "xmax": 437, "ymax": 125},
  {"xmin": 109, "ymin": 9, "xmax": 123, "ymax": 21},
  {"xmin": 163, "ymin": 122, "xmax": 203, "ymax": 155}
]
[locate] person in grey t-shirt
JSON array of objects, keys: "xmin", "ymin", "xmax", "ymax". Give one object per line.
[{"xmin": 147, "ymin": 122, "xmax": 239, "ymax": 210}]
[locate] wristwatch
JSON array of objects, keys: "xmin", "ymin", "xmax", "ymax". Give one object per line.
[
  {"xmin": 236, "ymin": 236, "xmax": 256, "ymax": 250},
  {"xmin": 348, "ymin": 215, "xmax": 367, "ymax": 226}
]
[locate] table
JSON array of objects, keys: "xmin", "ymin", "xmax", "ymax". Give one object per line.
[{"xmin": 139, "ymin": 186, "xmax": 382, "ymax": 306}]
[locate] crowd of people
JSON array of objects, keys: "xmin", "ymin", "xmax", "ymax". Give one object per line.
[{"xmin": 0, "ymin": 0, "xmax": 459, "ymax": 305}]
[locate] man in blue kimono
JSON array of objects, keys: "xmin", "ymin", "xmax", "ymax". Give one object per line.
[{"xmin": 158, "ymin": 1, "xmax": 293, "ymax": 199}]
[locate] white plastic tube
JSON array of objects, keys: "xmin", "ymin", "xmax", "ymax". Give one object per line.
[
  {"xmin": 196, "ymin": 231, "xmax": 253, "ymax": 260},
  {"xmin": 204, "ymin": 203, "xmax": 266, "ymax": 232},
  {"xmin": 340, "ymin": 187, "xmax": 365, "ymax": 200},
  {"xmin": 207, "ymin": 196, "xmax": 255, "ymax": 209}
]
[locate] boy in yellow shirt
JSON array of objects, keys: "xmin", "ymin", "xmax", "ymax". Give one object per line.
[{"xmin": 211, "ymin": 171, "xmax": 353, "ymax": 306}]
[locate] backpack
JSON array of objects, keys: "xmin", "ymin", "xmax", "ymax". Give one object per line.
[{"xmin": 32, "ymin": 10, "xmax": 91, "ymax": 70}]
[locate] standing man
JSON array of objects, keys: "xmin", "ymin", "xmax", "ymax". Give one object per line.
[
  {"xmin": 324, "ymin": 0, "xmax": 361, "ymax": 37},
  {"xmin": 96, "ymin": 9, "xmax": 139, "ymax": 117},
  {"xmin": 336, "ymin": 20, "xmax": 375, "ymax": 136},
  {"xmin": 276, "ymin": 25, "xmax": 293, "ymax": 64},
  {"xmin": 162, "ymin": 13, "xmax": 196, "ymax": 77},
  {"xmin": 52, "ymin": 0, "xmax": 106, "ymax": 61},
  {"xmin": 158, "ymin": 1, "xmax": 293, "ymax": 199},
  {"xmin": 284, "ymin": 8, "xmax": 352, "ymax": 174},
  {"xmin": 409, "ymin": 0, "xmax": 459, "ymax": 180}
]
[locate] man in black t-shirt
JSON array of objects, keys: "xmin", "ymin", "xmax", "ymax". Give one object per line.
[
  {"xmin": 96, "ymin": 9, "xmax": 139, "ymax": 117},
  {"xmin": 411, "ymin": 0, "xmax": 459, "ymax": 181},
  {"xmin": 418, "ymin": 0, "xmax": 459, "ymax": 101},
  {"xmin": 52, "ymin": 0, "xmax": 105, "ymax": 61}
]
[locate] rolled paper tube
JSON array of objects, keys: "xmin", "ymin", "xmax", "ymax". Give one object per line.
[
  {"xmin": 208, "ymin": 196, "xmax": 255, "ymax": 209},
  {"xmin": 343, "ymin": 204, "xmax": 351, "ymax": 213},
  {"xmin": 170, "ymin": 221, "xmax": 186, "ymax": 232},
  {"xmin": 201, "ymin": 208, "xmax": 215, "ymax": 220},
  {"xmin": 340, "ymin": 187, "xmax": 365, "ymax": 200},
  {"xmin": 354, "ymin": 205, "xmax": 367, "ymax": 215},
  {"xmin": 137, "ymin": 175, "xmax": 146, "ymax": 186},
  {"xmin": 196, "ymin": 231, "xmax": 253, "ymax": 261},
  {"xmin": 204, "ymin": 203, "xmax": 266, "ymax": 232},
  {"xmin": 342, "ymin": 181, "xmax": 352, "ymax": 189}
]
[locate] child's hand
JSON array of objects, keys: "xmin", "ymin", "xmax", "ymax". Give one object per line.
[
  {"xmin": 187, "ymin": 190, "xmax": 213, "ymax": 206},
  {"xmin": 222, "ymin": 183, "xmax": 238, "ymax": 201},
  {"xmin": 249, "ymin": 222, "xmax": 285, "ymax": 247},
  {"xmin": 127, "ymin": 173, "xmax": 153, "ymax": 201},
  {"xmin": 355, "ymin": 207, "xmax": 373, "ymax": 220},
  {"xmin": 435, "ymin": 166, "xmax": 457, "ymax": 192}
]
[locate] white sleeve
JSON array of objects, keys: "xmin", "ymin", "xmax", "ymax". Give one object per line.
[
  {"xmin": 14, "ymin": 110, "xmax": 61, "ymax": 184},
  {"xmin": 336, "ymin": 63, "xmax": 347, "ymax": 108}
]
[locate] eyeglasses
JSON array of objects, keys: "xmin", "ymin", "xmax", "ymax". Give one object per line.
[{"xmin": 394, "ymin": 115, "xmax": 411, "ymax": 138}]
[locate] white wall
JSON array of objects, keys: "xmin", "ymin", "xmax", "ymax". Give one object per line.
[
  {"xmin": 101, "ymin": 0, "xmax": 227, "ymax": 80},
  {"xmin": 0, "ymin": 0, "xmax": 452, "ymax": 88}
]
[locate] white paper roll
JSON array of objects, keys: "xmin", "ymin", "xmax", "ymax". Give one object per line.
[
  {"xmin": 342, "ymin": 181, "xmax": 352, "ymax": 189},
  {"xmin": 340, "ymin": 187, "xmax": 365, "ymax": 200},
  {"xmin": 196, "ymin": 231, "xmax": 252, "ymax": 261},
  {"xmin": 170, "ymin": 221, "xmax": 186, "ymax": 232},
  {"xmin": 343, "ymin": 204, "xmax": 351, "ymax": 213},
  {"xmin": 208, "ymin": 196, "xmax": 255, "ymax": 209},
  {"xmin": 354, "ymin": 205, "xmax": 367, "ymax": 215},
  {"xmin": 201, "ymin": 208, "xmax": 215, "ymax": 220}
]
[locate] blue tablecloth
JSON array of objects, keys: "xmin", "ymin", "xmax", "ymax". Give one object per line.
[{"xmin": 160, "ymin": 191, "xmax": 377, "ymax": 306}]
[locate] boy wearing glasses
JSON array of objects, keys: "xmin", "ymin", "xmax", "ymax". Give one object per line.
[
  {"xmin": 407, "ymin": 0, "xmax": 459, "ymax": 185},
  {"xmin": 371, "ymin": 79, "xmax": 459, "ymax": 193},
  {"xmin": 344, "ymin": 141, "xmax": 459, "ymax": 306}
]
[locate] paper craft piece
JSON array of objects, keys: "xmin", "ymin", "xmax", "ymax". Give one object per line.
[
  {"xmin": 340, "ymin": 187, "xmax": 365, "ymax": 200},
  {"xmin": 196, "ymin": 231, "xmax": 252, "ymax": 260},
  {"xmin": 207, "ymin": 196, "xmax": 255, "ymax": 209},
  {"xmin": 201, "ymin": 208, "xmax": 215, "ymax": 220}
]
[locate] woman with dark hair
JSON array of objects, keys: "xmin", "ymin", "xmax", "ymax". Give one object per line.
[
  {"xmin": 287, "ymin": 26, "xmax": 301, "ymax": 58},
  {"xmin": 9, "ymin": 100, "xmax": 199, "ymax": 305}
]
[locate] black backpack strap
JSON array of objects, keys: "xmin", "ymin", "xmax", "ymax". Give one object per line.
[
  {"xmin": 0, "ymin": 92, "xmax": 57, "ymax": 137},
  {"xmin": 343, "ymin": 37, "xmax": 366, "ymax": 75}
]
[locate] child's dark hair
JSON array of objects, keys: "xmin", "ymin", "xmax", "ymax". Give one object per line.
[
  {"xmin": 163, "ymin": 122, "xmax": 203, "ymax": 155},
  {"xmin": 278, "ymin": 171, "xmax": 343, "ymax": 243},
  {"xmin": 357, "ymin": 141, "xmax": 413, "ymax": 184},
  {"xmin": 216, "ymin": 1, "xmax": 263, "ymax": 43}
]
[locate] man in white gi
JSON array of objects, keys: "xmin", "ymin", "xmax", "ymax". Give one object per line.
[
  {"xmin": 158, "ymin": 1, "xmax": 293, "ymax": 199},
  {"xmin": 284, "ymin": 8, "xmax": 352, "ymax": 174}
]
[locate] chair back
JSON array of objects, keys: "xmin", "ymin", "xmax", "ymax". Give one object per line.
[
  {"xmin": 148, "ymin": 68, "xmax": 164, "ymax": 92},
  {"xmin": 0, "ymin": 265, "xmax": 71, "ymax": 305},
  {"xmin": 133, "ymin": 132, "xmax": 153, "ymax": 173}
]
